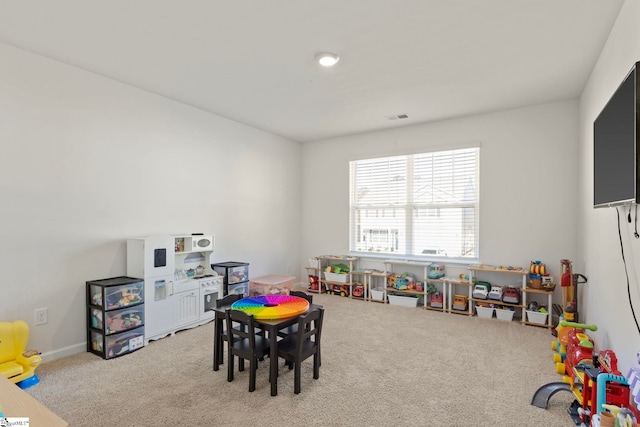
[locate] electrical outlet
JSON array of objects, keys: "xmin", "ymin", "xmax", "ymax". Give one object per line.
[{"xmin": 34, "ymin": 308, "xmax": 48, "ymax": 326}]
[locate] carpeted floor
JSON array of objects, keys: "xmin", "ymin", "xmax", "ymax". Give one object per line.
[{"xmin": 27, "ymin": 292, "xmax": 575, "ymax": 426}]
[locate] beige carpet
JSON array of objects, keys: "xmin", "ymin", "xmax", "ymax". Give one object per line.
[{"xmin": 26, "ymin": 293, "xmax": 575, "ymax": 426}]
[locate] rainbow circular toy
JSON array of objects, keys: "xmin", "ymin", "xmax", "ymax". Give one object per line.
[{"xmin": 231, "ymin": 295, "xmax": 310, "ymax": 320}]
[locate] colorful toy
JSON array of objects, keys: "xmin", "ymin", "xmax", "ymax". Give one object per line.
[
  {"xmin": 556, "ymin": 328, "xmax": 595, "ymax": 379},
  {"xmin": 530, "ymin": 260, "xmax": 546, "ymax": 275},
  {"xmin": 551, "ymin": 321, "xmax": 597, "ymax": 368},
  {"xmin": 532, "ymin": 324, "xmax": 640, "ymax": 425},
  {"xmin": 325, "ymin": 263, "xmax": 350, "ymax": 274},
  {"xmin": 387, "ymin": 273, "xmax": 397, "ymax": 287},
  {"xmin": 231, "ymin": 294, "xmax": 310, "ymax": 320},
  {"xmin": 393, "ymin": 272, "xmax": 415, "ymax": 290},
  {"xmin": 559, "ymin": 259, "xmax": 587, "ymax": 322},
  {"xmin": 458, "ymin": 274, "xmax": 476, "ymax": 284},
  {"xmin": 472, "ymin": 281, "xmax": 491, "ymax": 299},
  {"xmin": 452, "ymin": 294, "xmax": 467, "ymax": 311},
  {"xmin": 425, "ymin": 282, "xmax": 438, "ymax": 294},
  {"xmin": 428, "ymin": 263, "xmax": 445, "ymax": 279},
  {"xmin": 352, "ymin": 282, "xmax": 365, "ymax": 298},
  {"xmin": 326, "ymin": 284, "xmax": 350, "ymax": 297},
  {"xmin": 0, "ymin": 320, "xmax": 41, "ymax": 388},
  {"xmin": 488, "ymin": 285, "xmax": 503, "ymax": 301},
  {"xmin": 308, "ymin": 275, "xmax": 320, "ymax": 291},
  {"xmin": 502, "ymin": 286, "xmax": 520, "ymax": 304},
  {"xmin": 430, "ymin": 292, "xmax": 444, "ymax": 308}
]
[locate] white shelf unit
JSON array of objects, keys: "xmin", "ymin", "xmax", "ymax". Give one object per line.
[
  {"xmin": 444, "ymin": 277, "xmax": 474, "ymax": 316},
  {"xmin": 521, "ymin": 287, "xmax": 554, "ymax": 328},
  {"xmin": 367, "ymin": 271, "xmax": 388, "ymax": 303},
  {"xmin": 303, "ymin": 257, "xmax": 554, "ymax": 328},
  {"xmin": 306, "ymin": 256, "xmax": 359, "ymax": 297},
  {"xmin": 384, "ymin": 260, "xmax": 446, "ymax": 311},
  {"xmin": 467, "ymin": 265, "xmax": 528, "ymax": 323}
]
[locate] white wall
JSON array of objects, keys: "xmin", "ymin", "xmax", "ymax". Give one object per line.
[
  {"xmin": 0, "ymin": 43, "xmax": 302, "ymax": 360},
  {"xmin": 301, "ymin": 100, "xmax": 579, "ymax": 300},
  {"xmin": 578, "ymin": 0, "xmax": 640, "ymax": 373}
]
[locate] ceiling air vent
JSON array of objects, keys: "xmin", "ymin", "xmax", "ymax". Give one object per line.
[{"xmin": 386, "ymin": 114, "xmax": 409, "ymax": 120}]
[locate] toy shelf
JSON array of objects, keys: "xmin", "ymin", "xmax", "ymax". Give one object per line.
[
  {"xmin": 384, "ymin": 260, "xmax": 446, "ymax": 310},
  {"xmin": 308, "ymin": 255, "xmax": 360, "ymax": 298},
  {"xmin": 521, "ymin": 287, "xmax": 554, "ymax": 328},
  {"xmin": 468, "ymin": 264, "xmax": 533, "ymax": 325},
  {"xmin": 367, "ymin": 271, "xmax": 388, "ymax": 303},
  {"xmin": 422, "ymin": 278, "xmax": 447, "ymax": 312},
  {"xmin": 302, "ymin": 258, "xmax": 555, "ymax": 328},
  {"xmin": 444, "ymin": 278, "xmax": 474, "ymax": 316}
]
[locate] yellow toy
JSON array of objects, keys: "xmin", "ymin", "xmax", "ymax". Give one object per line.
[{"xmin": 0, "ymin": 320, "xmax": 41, "ymax": 388}]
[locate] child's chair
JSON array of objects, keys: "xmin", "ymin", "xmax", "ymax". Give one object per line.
[{"xmin": 0, "ymin": 320, "xmax": 41, "ymax": 388}]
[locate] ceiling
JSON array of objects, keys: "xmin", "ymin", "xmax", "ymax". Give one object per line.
[{"xmin": 0, "ymin": 1, "xmax": 625, "ymax": 143}]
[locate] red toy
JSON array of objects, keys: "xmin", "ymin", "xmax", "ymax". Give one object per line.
[
  {"xmin": 556, "ymin": 328, "xmax": 595, "ymax": 382},
  {"xmin": 352, "ymin": 282, "xmax": 365, "ymax": 298},
  {"xmin": 327, "ymin": 284, "xmax": 350, "ymax": 297},
  {"xmin": 308, "ymin": 275, "xmax": 320, "ymax": 291},
  {"xmin": 430, "ymin": 292, "xmax": 444, "ymax": 308}
]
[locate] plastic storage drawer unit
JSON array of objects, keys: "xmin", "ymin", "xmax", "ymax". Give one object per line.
[
  {"xmin": 250, "ymin": 275, "xmax": 295, "ymax": 296},
  {"xmin": 86, "ymin": 276, "xmax": 145, "ymax": 359},
  {"xmin": 211, "ymin": 262, "xmax": 249, "ymax": 284}
]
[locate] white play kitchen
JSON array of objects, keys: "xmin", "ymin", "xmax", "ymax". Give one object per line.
[{"xmin": 126, "ymin": 234, "xmax": 223, "ymax": 344}]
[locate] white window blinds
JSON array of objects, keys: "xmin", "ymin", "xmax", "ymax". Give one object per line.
[{"xmin": 349, "ymin": 147, "xmax": 479, "ymax": 260}]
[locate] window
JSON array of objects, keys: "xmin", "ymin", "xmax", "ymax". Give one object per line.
[{"xmin": 349, "ymin": 147, "xmax": 479, "ymax": 260}]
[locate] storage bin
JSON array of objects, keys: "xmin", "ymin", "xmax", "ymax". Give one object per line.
[
  {"xmin": 388, "ymin": 294, "xmax": 419, "ymax": 307},
  {"xmin": 370, "ymin": 289, "xmax": 384, "ymax": 300},
  {"xmin": 475, "ymin": 306, "xmax": 494, "ymax": 319},
  {"xmin": 495, "ymin": 308, "xmax": 515, "ymax": 321},
  {"xmin": 211, "ymin": 262, "xmax": 249, "ymax": 284},
  {"xmin": 324, "ymin": 271, "xmax": 348, "ymax": 283},
  {"xmin": 227, "ymin": 282, "xmax": 248, "ymax": 297},
  {"xmin": 88, "ymin": 277, "xmax": 144, "ymax": 310},
  {"xmin": 105, "ymin": 306, "xmax": 144, "ymax": 334},
  {"xmin": 105, "ymin": 327, "xmax": 145, "ymax": 359},
  {"xmin": 526, "ymin": 310, "xmax": 548, "ymax": 325},
  {"xmin": 249, "ymin": 275, "xmax": 295, "ymax": 296}
]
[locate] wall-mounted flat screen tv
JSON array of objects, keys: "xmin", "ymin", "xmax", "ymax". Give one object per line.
[{"xmin": 593, "ymin": 61, "xmax": 640, "ymax": 208}]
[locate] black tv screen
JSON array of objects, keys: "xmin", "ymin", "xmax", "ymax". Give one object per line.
[{"xmin": 593, "ymin": 61, "xmax": 640, "ymax": 208}]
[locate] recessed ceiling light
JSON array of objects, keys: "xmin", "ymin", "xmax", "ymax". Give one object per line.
[{"xmin": 316, "ymin": 52, "xmax": 340, "ymax": 67}]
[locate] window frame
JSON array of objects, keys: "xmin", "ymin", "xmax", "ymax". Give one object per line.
[{"xmin": 348, "ymin": 146, "xmax": 480, "ymax": 262}]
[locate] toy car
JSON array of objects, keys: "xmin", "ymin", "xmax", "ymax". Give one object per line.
[
  {"xmin": 352, "ymin": 282, "xmax": 365, "ymax": 298},
  {"xmin": 502, "ymin": 286, "xmax": 520, "ymax": 304},
  {"xmin": 452, "ymin": 294, "xmax": 468, "ymax": 311},
  {"xmin": 327, "ymin": 284, "xmax": 350, "ymax": 297},
  {"xmin": 472, "ymin": 281, "xmax": 491, "ymax": 299},
  {"xmin": 394, "ymin": 272, "xmax": 415, "ymax": 290},
  {"xmin": 428, "ymin": 263, "xmax": 445, "ymax": 279},
  {"xmin": 430, "ymin": 292, "xmax": 444, "ymax": 308},
  {"xmin": 488, "ymin": 286, "xmax": 503, "ymax": 300}
]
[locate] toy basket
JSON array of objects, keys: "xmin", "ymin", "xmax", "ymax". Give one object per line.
[
  {"xmin": 495, "ymin": 308, "xmax": 515, "ymax": 321},
  {"xmin": 475, "ymin": 306, "xmax": 494, "ymax": 319},
  {"xmin": 526, "ymin": 310, "xmax": 548, "ymax": 325},
  {"xmin": 324, "ymin": 272, "xmax": 348, "ymax": 283},
  {"xmin": 541, "ymin": 282, "xmax": 556, "ymax": 292},
  {"xmin": 529, "ymin": 276, "xmax": 542, "ymax": 289}
]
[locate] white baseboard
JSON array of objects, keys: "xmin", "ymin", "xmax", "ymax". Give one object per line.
[{"xmin": 40, "ymin": 342, "xmax": 85, "ymax": 363}]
